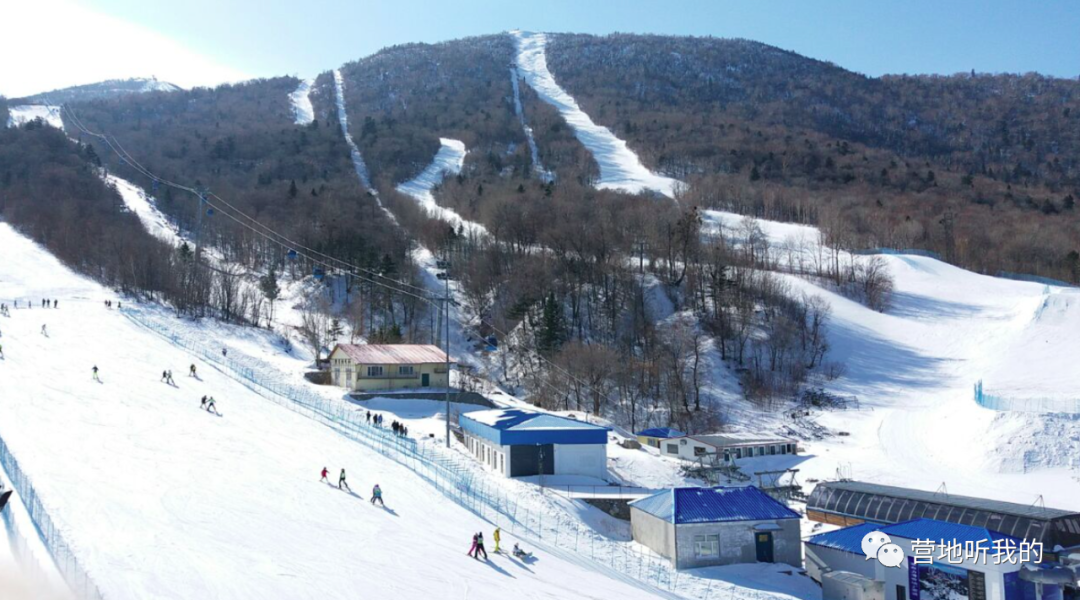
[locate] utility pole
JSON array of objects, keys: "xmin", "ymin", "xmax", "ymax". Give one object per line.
[{"xmin": 442, "ymin": 259, "xmax": 452, "ymax": 449}]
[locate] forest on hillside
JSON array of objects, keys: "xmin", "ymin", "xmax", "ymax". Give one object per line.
[{"xmin": 545, "ymin": 33, "xmax": 1080, "ymax": 284}]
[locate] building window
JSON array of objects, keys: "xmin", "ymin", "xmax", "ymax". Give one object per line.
[
  {"xmin": 346, "ymin": 369, "xmax": 353, "ymax": 384},
  {"xmin": 367, "ymin": 366, "xmax": 384, "ymax": 377},
  {"xmin": 333, "ymin": 368, "xmax": 340, "ymax": 384},
  {"xmin": 693, "ymin": 447, "xmax": 706, "ymax": 456},
  {"xmin": 693, "ymin": 534, "xmax": 719, "ymax": 558},
  {"xmin": 735, "ymin": 448, "xmax": 742, "ymax": 459},
  {"xmin": 398, "ymin": 365, "xmax": 414, "ymax": 376},
  {"xmin": 769, "ymin": 445, "xmax": 776, "ymax": 455},
  {"xmin": 758, "ymin": 446, "xmax": 765, "ymax": 456},
  {"xmin": 666, "ymin": 444, "xmax": 679, "ymax": 455}
]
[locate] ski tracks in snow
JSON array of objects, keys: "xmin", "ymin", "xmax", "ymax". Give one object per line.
[
  {"xmin": 510, "ymin": 30, "xmax": 679, "ymax": 198},
  {"xmin": 289, "ymin": 77, "xmax": 315, "ymax": 125},
  {"xmin": 395, "ymin": 138, "xmax": 488, "ymax": 237}
]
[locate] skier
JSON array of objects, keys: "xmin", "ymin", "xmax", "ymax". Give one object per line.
[
  {"xmin": 189, "ymin": 364, "xmax": 197, "ymax": 377},
  {"xmin": 200, "ymin": 395, "xmax": 208, "ymax": 410},
  {"xmin": 161, "ymin": 370, "xmax": 169, "ymax": 383},
  {"xmin": 338, "ymin": 469, "xmax": 350, "ymax": 491},
  {"xmin": 366, "ymin": 411, "xmax": 371, "ymax": 425},
  {"xmin": 370, "ymin": 484, "xmax": 384, "ymax": 506},
  {"xmin": 53, "ymin": 300, "xmax": 57, "ymax": 309},
  {"xmin": 493, "ymin": 527, "xmax": 501, "ymax": 553},
  {"xmin": 467, "ymin": 533, "xmax": 479, "ymax": 558},
  {"xmin": 474, "ymin": 532, "xmax": 488, "ymax": 560},
  {"xmin": 40, "ymin": 324, "xmax": 47, "ymax": 336},
  {"xmin": 512, "ymin": 543, "xmax": 531, "ymax": 559},
  {"xmin": 206, "ymin": 397, "xmax": 219, "ymax": 415},
  {"xmin": 222, "ymin": 347, "xmax": 228, "ymax": 358},
  {"xmin": 92, "ymin": 366, "xmax": 100, "ymax": 381},
  {"xmin": 320, "ymin": 467, "xmax": 329, "ymax": 483},
  {"xmin": 117, "ymin": 302, "xmax": 121, "ymax": 309},
  {"xmin": 166, "ymin": 370, "xmax": 175, "ymax": 385}
]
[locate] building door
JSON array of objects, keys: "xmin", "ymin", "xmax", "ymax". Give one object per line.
[
  {"xmin": 421, "ymin": 373, "xmax": 430, "ymax": 387},
  {"xmin": 896, "ymin": 585, "xmax": 905, "ymax": 600},
  {"xmin": 509, "ymin": 444, "xmax": 554, "ymax": 477},
  {"xmin": 755, "ymin": 532, "xmax": 774, "ymax": 563}
]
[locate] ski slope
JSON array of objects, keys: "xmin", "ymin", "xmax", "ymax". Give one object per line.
[
  {"xmin": 509, "ymin": 67, "xmax": 553, "ymax": 182},
  {"xmin": 395, "ymin": 138, "xmax": 488, "ymax": 237},
  {"xmin": 0, "ymin": 221, "xmax": 678, "ymax": 600},
  {"xmin": 6, "ymin": 106, "xmax": 64, "ymax": 130},
  {"xmin": 288, "ymin": 77, "xmax": 315, "ymax": 125},
  {"xmin": 510, "ymin": 31, "xmax": 679, "ymax": 198},
  {"xmin": 106, "ymin": 174, "xmax": 183, "ymax": 246},
  {"xmin": 702, "ymin": 211, "xmax": 1080, "ymax": 509}
]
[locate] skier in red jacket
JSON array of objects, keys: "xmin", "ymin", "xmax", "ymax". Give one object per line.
[{"xmin": 320, "ymin": 467, "xmax": 329, "ymax": 483}]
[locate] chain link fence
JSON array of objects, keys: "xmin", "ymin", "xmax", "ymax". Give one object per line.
[
  {"xmin": 0, "ymin": 435, "xmax": 105, "ymax": 599},
  {"xmin": 123, "ymin": 307, "xmax": 757, "ymax": 599}
]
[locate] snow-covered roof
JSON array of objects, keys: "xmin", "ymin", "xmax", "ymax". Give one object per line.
[
  {"xmin": 637, "ymin": 427, "xmax": 684, "ymax": 438},
  {"xmin": 460, "ymin": 409, "xmax": 609, "ymax": 446},
  {"xmin": 630, "ymin": 485, "xmax": 799, "ymax": 525},
  {"xmin": 331, "ymin": 344, "xmax": 449, "ymax": 365},
  {"xmin": 681, "ymin": 433, "xmax": 795, "ymax": 448}
]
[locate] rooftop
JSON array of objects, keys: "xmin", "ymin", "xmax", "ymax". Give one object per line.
[
  {"xmin": 463, "ymin": 409, "xmax": 608, "ymax": 432},
  {"xmin": 807, "ymin": 519, "xmax": 1020, "ymax": 555},
  {"xmin": 631, "ymin": 485, "xmax": 800, "ymax": 525},
  {"xmin": 637, "ymin": 427, "xmax": 685, "ymax": 438},
  {"xmin": 332, "ymin": 344, "xmax": 450, "ymax": 365},
  {"xmin": 814, "ymin": 481, "xmax": 1076, "ymax": 520},
  {"xmin": 689, "ymin": 433, "xmax": 795, "ymax": 447}
]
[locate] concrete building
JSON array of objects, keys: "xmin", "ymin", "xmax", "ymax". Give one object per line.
[
  {"xmin": 459, "ymin": 409, "xmax": 609, "ymax": 479},
  {"xmin": 629, "ymin": 485, "xmax": 802, "ymax": 570},
  {"xmin": 636, "ymin": 428, "xmax": 685, "ymax": 449},
  {"xmin": 328, "ymin": 344, "xmax": 451, "ymax": 392},
  {"xmin": 808, "ymin": 518, "xmax": 1066, "ymax": 600},
  {"xmin": 659, "ymin": 433, "xmax": 798, "ymax": 464}
]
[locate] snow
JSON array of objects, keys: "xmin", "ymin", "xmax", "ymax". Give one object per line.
[
  {"xmin": 509, "ymin": 31, "xmax": 680, "ymax": 198},
  {"xmin": 105, "ymin": 173, "xmax": 183, "ymax": 246},
  {"xmin": 288, "ymin": 77, "xmax": 315, "ymax": 125},
  {"xmin": 701, "ymin": 210, "xmax": 1080, "ymax": 510},
  {"xmin": 6, "ymin": 105, "xmax": 64, "ymax": 130},
  {"xmin": 395, "ymin": 138, "xmax": 489, "ymax": 237},
  {"xmin": 0, "ymin": 221, "xmax": 678, "ymax": 600},
  {"xmin": 509, "ymin": 67, "xmax": 553, "ymax": 182}
]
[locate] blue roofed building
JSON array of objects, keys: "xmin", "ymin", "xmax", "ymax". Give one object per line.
[
  {"xmin": 806, "ymin": 518, "xmax": 1063, "ymax": 600},
  {"xmin": 459, "ymin": 409, "xmax": 610, "ymax": 479},
  {"xmin": 635, "ymin": 427, "xmax": 685, "ymax": 449},
  {"xmin": 629, "ymin": 485, "xmax": 802, "ymax": 569}
]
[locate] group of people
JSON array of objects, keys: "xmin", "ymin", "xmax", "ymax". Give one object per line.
[
  {"xmin": 0, "ymin": 304, "xmax": 12, "ymax": 316},
  {"xmin": 39, "ymin": 299, "xmax": 58, "ymax": 308},
  {"xmin": 161, "ymin": 370, "xmax": 176, "ymax": 385},
  {"xmin": 467, "ymin": 527, "xmax": 530, "ymax": 561},
  {"xmin": 6, "ymin": 299, "xmax": 59, "ymax": 310},
  {"xmin": 319, "ymin": 467, "xmax": 386, "ymax": 506},
  {"xmin": 104, "ymin": 300, "xmax": 121, "ymax": 309},
  {"xmin": 365, "ymin": 411, "xmax": 383, "ymax": 427},
  {"xmin": 200, "ymin": 395, "xmax": 220, "ymax": 415},
  {"xmin": 363, "ymin": 412, "xmax": 410, "ymax": 438},
  {"xmin": 391, "ymin": 420, "xmax": 409, "ymax": 438}
]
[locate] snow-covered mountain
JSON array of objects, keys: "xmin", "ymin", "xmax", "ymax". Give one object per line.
[{"xmin": 13, "ymin": 78, "xmax": 180, "ymax": 105}]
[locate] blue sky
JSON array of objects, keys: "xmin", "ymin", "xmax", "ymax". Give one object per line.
[{"xmin": 4, "ymin": 0, "xmax": 1079, "ymax": 97}]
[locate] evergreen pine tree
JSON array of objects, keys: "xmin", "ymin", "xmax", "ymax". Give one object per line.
[{"xmin": 536, "ymin": 292, "xmax": 566, "ymax": 356}]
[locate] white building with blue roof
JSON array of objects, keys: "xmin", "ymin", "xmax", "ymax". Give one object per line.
[
  {"xmin": 459, "ymin": 409, "xmax": 610, "ymax": 479},
  {"xmin": 806, "ymin": 518, "xmax": 1064, "ymax": 600},
  {"xmin": 629, "ymin": 485, "xmax": 802, "ymax": 570}
]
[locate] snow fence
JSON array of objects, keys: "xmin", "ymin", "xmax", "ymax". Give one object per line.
[
  {"xmin": 0, "ymin": 436, "xmax": 106, "ymax": 599},
  {"xmin": 123, "ymin": 307, "xmax": 742, "ymax": 600},
  {"xmin": 974, "ymin": 380, "xmax": 1080, "ymax": 414}
]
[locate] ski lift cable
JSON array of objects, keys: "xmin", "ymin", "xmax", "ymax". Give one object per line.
[
  {"xmin": 58, "ymin": 101, "xmax": 436, "ymax": 298},
  {"xmin": 57, "ymin": 97, "xmax": 610, "ymax": 402}
]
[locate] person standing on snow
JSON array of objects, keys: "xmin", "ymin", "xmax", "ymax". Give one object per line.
[
  {"xmin": 40, "ymin": 324, "xmax": 47, "ymax": 336},
  {"xmin": 320, "ymin": 467, "xmax": 329, "ymax": 483},
  {"xmin": 92, "ymin": 366, "xmax": 100, "ymax": 381},
  {"xmin": 338, "ymin": 469, "xmax": 350, "ymax": 491},
  {"xmin": 370, "ymin": 484, "xmax": 384, "ymax": 506},
  {"xmin": 474, "ymin": 532, "xmax": 488, "ymax": 560},
  {"xmin": 166, "ymin": 370, "xmax": 175, "ymax": 385},
  {"xmin": 467, "ymin": 533, "xmax": 479, "ymax": 558},
  {"xmin": 206, "ymin": 397, "xmax": 220, "ymax": 415},
  {"xmin": 161, "ymin": 370, "xmax": 169, "ymax": 383},
  {"xmin": 493, "ymin": 527, "xmax": 501, "ymax": 553},
  {"xmin": 189, "ymin": 364, "xmax": 197, "ymax": 377}
]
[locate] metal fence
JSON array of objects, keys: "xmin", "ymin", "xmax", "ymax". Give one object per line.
[
  {"xmin": 974, "ymin": 380, "xmax": 1080, "ymax": 414},
  {"xmin": 122, "ymin": 308, "xmax": 741, "ymax": 599},
  {"xmin": 0, "ymin": 435, "xmax": 105, "ymax": 599}
]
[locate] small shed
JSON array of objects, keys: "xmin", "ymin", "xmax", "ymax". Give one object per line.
[
  {"xmin": 660, "ymin": 433, "xmax": 798, "ymax": 464},
  {"xmin": 328, "ymin": 344, "xmax": 451, "ymax": 392},
  {"xmin": 630, "ymin": 485, "xmax": 802, "ymax": 570},
  {"xmin": 636, "ymin": 427, "xmax": 686, "ymax": 449},
  {"xmin": 459, "ymin": 409, "xmax": 610, "ymax": 480}
]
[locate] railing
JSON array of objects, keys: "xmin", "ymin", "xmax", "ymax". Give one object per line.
[
  {"xmin": 974, "ymin": 380, "xmax": 1080, "ymax": 414},
  {"xmin": 122, "ymin": 307, "xmax": 741, "ymax": 599},
  {"xmin": 544, "ymin": 485, "xmax": 656, "ymax": 500},
  {"xmin": 0, "ymin": 435, "xmax": 105, "ymax": 599}
]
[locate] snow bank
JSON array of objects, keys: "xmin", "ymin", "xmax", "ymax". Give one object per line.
[
  {"xmin": 510, "ymin": 30, "xmax": 679, "ymax": 198},
  {"xmin": 288, "ymin": 77, "xmax": 315, "ymax": 125},
  {"xmin": 6, "ymin": 106, "xmax": 63, "ymax": 130},
  {"xmin": 395, "ymin": 138, "xmax": 488, "ymax": 237}
]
